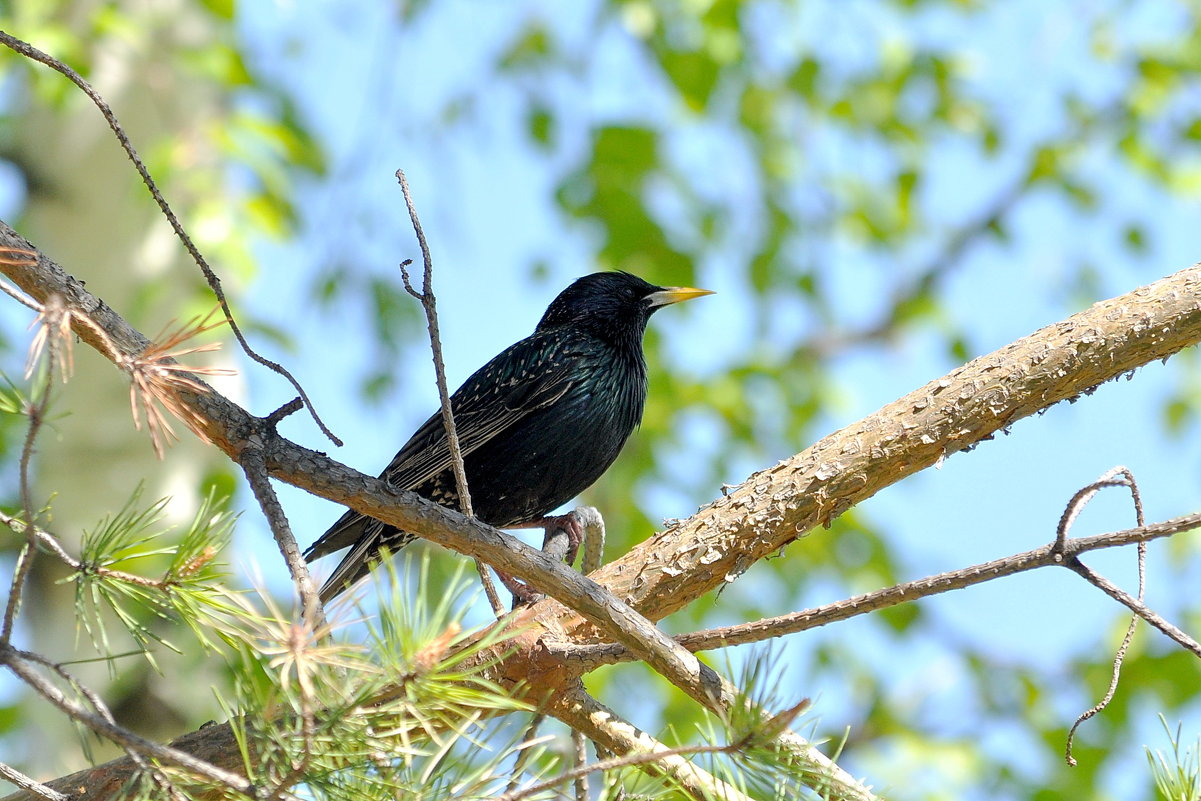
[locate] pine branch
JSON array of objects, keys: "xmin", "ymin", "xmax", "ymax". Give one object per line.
[{"xmin": 4, "ymin": 218, "xmax": 1201, "ymax": 800}]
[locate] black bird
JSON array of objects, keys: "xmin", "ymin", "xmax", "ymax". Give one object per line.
[{"xmin": 306, "ymin": 271, "xmax": 712, "ymax": 602}]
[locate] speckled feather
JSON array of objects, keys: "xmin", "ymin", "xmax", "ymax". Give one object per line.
[{"xmin": 305, "ymin": 272, "xmax": 689, "ymax": 602}]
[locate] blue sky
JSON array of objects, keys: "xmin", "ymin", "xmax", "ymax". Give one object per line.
[
  {"xmin": 0, "ymin": 1, "xmax": 1196, "ymax": 797},
  {"xmin": 224, "ymin": 2, "xmax": 1201, "ymax": 797}
]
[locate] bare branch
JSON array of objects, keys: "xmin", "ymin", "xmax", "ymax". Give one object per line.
[
  {"xmin": 571, "ymin": 730, "xmax": 589, "ymax": 801},
  {"xmin": 1054, "ymin": 468, "xmax": 1156, "ymax": 766},
  {"xmin": 1065, "ymin": 558, "xmax": 1197, "ymax": 656},
  {"xmin": 551, "ymin": 510, "xmax": 1201, "ymax": 666},
  {"xmin": 240, "ymin": 434, "xmax": 328, "ymax": 632},
  {"xmin": 0, "ymin": 646, "xmax": 257, "ymax": 798},
  {"xmin": 0, "ymin": 763, "xmax": 66, "ymax": 801},
  {"xmin": 0, "ymin": 29, "xmax": 341, "ymax": 446},
  {"xmin": 395, "ymin": 170, "xmax": 504, "ymax": 616}
]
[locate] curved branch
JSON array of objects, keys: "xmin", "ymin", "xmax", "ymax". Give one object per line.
[
  {"xmin": 3, "ymin": 217, "xmax": 1201, "ymax": 800},
  {"xmin": 570, "ymin": 265, "xmax": 1201, "ymax": 627}
]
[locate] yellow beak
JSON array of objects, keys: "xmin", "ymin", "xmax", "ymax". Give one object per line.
[{"xmin": 647, "ymin": 286, "xmax": 715, "ymax": 308}]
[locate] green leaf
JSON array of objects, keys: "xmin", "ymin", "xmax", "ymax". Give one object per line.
[{"xmin": 660, "ymin": 49, "xmax": 721, "ymax": 111}]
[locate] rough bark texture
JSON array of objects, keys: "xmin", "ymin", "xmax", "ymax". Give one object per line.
[
  {"xmin": 2, "ymin": 218, "xmax": 1199, "ymax": 798},
  {"xmin": 573, "ymin": 269, "xmax": 1201, "ymax": 625},
  {"xmin": 4, "ymin": 723, "xmax": 243, "ymax": 801}
]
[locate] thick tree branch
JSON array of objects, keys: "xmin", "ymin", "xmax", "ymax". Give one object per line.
[
  {"xmin": 0, "ymin": 221, "xmax": 718, "ymax": 708},
  {"xmin": 549, "ymin": 511, "xmax": 1201, "ymax": 664},
  {"xmin": 562, "ymin": 264, "xmax": 1201, "ymax": 629},
  {"xmin": 3, "ymin": 217, "xmax": 1200, "ymax": 799}
]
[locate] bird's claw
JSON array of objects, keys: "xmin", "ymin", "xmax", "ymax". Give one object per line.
[
  {"xmin": 495, "ymin": 511, "xmax": 588, "ymax": 609},
  {"xmin": 539, "ymin": 511, "xmax": 584, "ymax": 566},
  {"xmin": 496, "ymin": 570, "xmax": 542, "ymax": 607}
]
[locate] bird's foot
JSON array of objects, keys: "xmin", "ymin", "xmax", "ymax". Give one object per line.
[
  {"xmin": 494, "ymin": 570, "xmax": 542, "ymax": 607},
  {"xmin": 535, "ymin": 511, "xmax": 585, "ymax": 566},
  {"xmin": 511, "ymin": 511, "xmax": 586, "ymax": 566},
  {"xmin": 497, "ymin": 510, "xmax": 590, "ymax": 608}
]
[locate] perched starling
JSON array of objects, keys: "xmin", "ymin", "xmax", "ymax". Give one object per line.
[{"xmin": 306, "ymin": 271, "xmax": 712, "ymax": 602}]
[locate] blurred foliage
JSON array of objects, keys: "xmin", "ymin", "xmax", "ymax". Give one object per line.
[
  {"xmin": 0, "ymin": 0, "xmax": 323, "ymax": 779},
  {"xmin": 2, "ymin": 0, "xmax": 1201, "ymax": 799},
  {"xmin": 1147, "ymin": 717, "xmax": 1201, "ymax": 801},
  {"xmin": 297, "ymin": 2, "xmax": 1200, "ymax": 799}
]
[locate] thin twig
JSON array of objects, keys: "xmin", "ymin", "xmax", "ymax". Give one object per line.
[
  {"xmin": 13, "ymin": 649, "xmax": 161, "ymax": 777},
  {"xmin": 572, "ymin": 730, "xmax": 589, "ymax": 801},
  {"xmin": 264, "ymin": 398, "xmax": 305, "ymax": 428},
  {"xmin": 0, "ymin": 29, "xmax": 341, "ymax": 447},
  {"xmin": 0, "ymin": 296, "xmax": 62, "ymax": 646},
  {"xmin": 240, "ymin": 434, "xmax": 328, "ymax": 632},
  {"xmin": 1054, "ymin": 468, "xmax": 1140, "ymax": 550},
  {"xmin": 549, "ymin": 510, "xmax": 1201, "ymax": 665},
  {"xmin": 1065, "ymin": 558, "xmax": 1196, "ymax": 655},
  {"xmin": 17, "ymin": 649, "xmax": 118, "ymax": 725},
  {"xmin": 0, "ymin": 645, "xmax": 260, "ymax": 798},
  {"xmin": 1057, "ymin": 468, "xmax": 1150, "ymax": 766},
  {"xmin": 0, "ymin": 763, "xmax": 66, "ymax": 801},
  {"xmin": 395, "ymin": 169, "xmax": 504, "ymax": 617}
]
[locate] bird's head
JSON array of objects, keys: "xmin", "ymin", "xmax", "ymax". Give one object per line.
[{"xmin": 536, "ymin": 272, "xmax": 713, "ymax": 343}]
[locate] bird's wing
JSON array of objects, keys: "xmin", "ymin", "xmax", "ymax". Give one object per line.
[
  {"xmin": 379, "ymin": 330, "xmax": 582, "ymax": 490},
  {"xmin": 306, "ymin": 331, "xmax": 586, "ymax": 568}
]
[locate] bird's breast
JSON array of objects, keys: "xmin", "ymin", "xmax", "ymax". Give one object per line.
[{"xmin": 459, "ymin": 345, "xmax": 647, "ymax": 526}]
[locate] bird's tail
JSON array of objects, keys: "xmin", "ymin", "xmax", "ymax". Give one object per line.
[
  {"xmin": 304, "ymin": 507, "xmax": 370, "ymax": 563},
  {"xmin": 317, "ymin": 527, "xmax": 384, "ymax": 604},
  {"xmin": 308, "ymin": 511, "xmax": 417, "ymax": 603},
  {"xmin": 306, "ymin": 509, "xmax": 381, "ymax": 602}
]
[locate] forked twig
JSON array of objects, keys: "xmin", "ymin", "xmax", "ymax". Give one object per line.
[
  {"xmin": 0, "ymin": 29, "xmax": 341, "ymax": 447},
  {"xmin": 0, "ymin": 762, "xmax": 65, "ymax": 801},
  {"xmin": 395, "ymin": 169, "xmax": 504, "ymax": 616},
  {"xmin": 1054, "ymin": 467, "xmax": 1154, "ymax": 767},
  {"xmin": 240, "ymin": 437, "xmax": 328, "ymax": 632},
  {"xmin": 546, "ymin": 506, "xmax": 1201, "ymax": 669}
]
